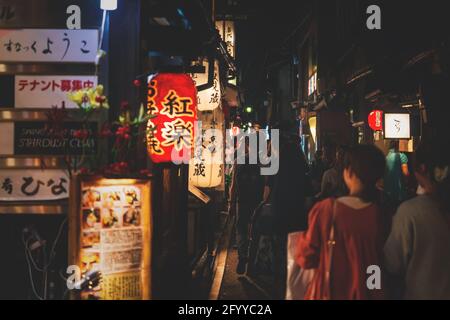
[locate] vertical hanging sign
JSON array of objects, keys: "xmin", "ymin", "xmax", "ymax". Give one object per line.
[{"xmin": 216, "ymin": 20, "xmax": 235, "ymax": 58}]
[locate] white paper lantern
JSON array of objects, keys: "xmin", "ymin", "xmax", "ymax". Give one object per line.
[
  {"xmin": 190, "ymin": 60, "xmax": 221, "ymax": 111},
  {"xmin": 189, "ymin": 151, "xmax": 223, "ymax": 188},
  {"xmin": 189, "ymin": 122, "xmax": 223, "ymax": 188}
]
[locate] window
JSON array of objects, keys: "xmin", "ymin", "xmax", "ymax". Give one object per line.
[{"xmin": 308, "ymin": 72, "xmax": 317, "ymax": 96}]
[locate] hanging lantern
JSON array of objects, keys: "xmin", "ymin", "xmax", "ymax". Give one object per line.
[
  {"xmin": 190, "ymin": 59, "xmax": 221, "ymax": 111},
  {"xmin": 189, "ymin": 117, "xmax": 223, "ymax": 188},
  {"xmin": 189, "ymin": 150, "xmax": 223, "ymax": 188},
  {"xmin": 368, "ymin": 110, "xmax": 383, "ymax": 131},
  {"xmin": 146, "ymin": 73, "xmax": 197, "ymax": 163}
]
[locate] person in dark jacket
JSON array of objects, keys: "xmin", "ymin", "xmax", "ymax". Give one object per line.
[
  {"xmin": 229, "ymin": 133, "xmax": 265, "ymax": 275},
  {"xmin": 262, "ymin": 121, "xmax": 311, "ymax": 298}
]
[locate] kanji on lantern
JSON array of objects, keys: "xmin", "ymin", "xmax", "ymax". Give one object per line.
[
  {"xmin": 146, "ymin": 73, "xmax": 198, "ymax": 163},
  {"xmin": 368, "ymin": 110, "xmax": 383, "ymax": 131},
  {"xmin": 190, "ymin": 59, "xmax": 221, "ymax": 111}
]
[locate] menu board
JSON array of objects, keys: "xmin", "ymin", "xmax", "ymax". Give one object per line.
[{"xmin": 69, "ymin": 177, "xmax": 152, "ymax": 300}]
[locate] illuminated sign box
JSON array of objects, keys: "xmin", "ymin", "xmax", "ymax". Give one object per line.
[
  {"xmin": 69, "ymin": 176, "xmax": 152, "ymax": 300},
  {"xmin": 15, "ymin": 75, "xmax": 98, "ymax": 109},
  {"xmin": 384, "ymin": 113, "xmax": 411, "ymax": 139},
  {"xmin": 0, "ymin": 29, "xmax": 98, "ymax": 63}
]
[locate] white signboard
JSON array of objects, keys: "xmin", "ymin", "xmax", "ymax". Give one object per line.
[
  {"xmin": 0, "ymin": 29, "xmax": 98, "ymax": 63},
  {"xmin": 15, "ymin": 75, "xmax": 98, "ymax": 109},
  {"xmin": 0, "ymin": 169, "xmax": 69, "ymax": 201},
  {"xmin": 384, "ymin": 113, "xmax": 411, "ymax": 139}
]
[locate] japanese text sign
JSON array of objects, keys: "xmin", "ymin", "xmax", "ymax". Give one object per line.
[
  {"xmin": 15, "ymin": 75, "xmax": 98, "ymax": 109},
  {"xmin": 0, "ymin": 29, "xmax": 98, "ymax": 63},
  {"xmin": 190, "ymin": 60, "xmax": 221, "ymax": 111},
  {"xmin": 384, "ymin": 113, "xmax": 411, "ymax": 139},
  {"xmin": 146, "ymin": 73, "xmax": 198, "ymax": 163},
  {"xmin": 0, "ymin": 169, "xmax": 69, "ymax": 201},
  {"xmin": 216, "ymin": 21, "xmax": 235, "ymax": 58}
]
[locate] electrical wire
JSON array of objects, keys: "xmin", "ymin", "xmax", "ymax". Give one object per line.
[
  {"xmin": 21, "ymin": 218, "xmax": 68, "ymax": 300},
  {"xmin": 48, "ymin": 218, "xmax": 68, "ymax": 263},
  {"xmin": 23, "ymin": 218, "xmax": 67, "ymax": 272},
  {"xmin": 22, "ymin": 236, "xmax": 44, "ymax": 300}
]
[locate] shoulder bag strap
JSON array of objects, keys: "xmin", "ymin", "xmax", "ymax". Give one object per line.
[{"xmin": 323, "ymin": 199, "xmax": 337, "ymax": 300}]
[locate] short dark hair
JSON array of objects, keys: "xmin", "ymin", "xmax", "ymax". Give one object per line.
[
  {"xmin": 389, "ymin": 140, "xmax": 399, "ymax": 150},
  {"xmin": 414, "ymin": 138, "xmax": 450, "ymax": 213},
  {"xmin": 344, "ymin": 144, "xmax": 386, "ymax": 202}
]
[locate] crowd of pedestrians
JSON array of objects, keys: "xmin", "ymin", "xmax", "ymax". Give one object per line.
[{"xmin": 228, "ymin": 121, "xmax": 450, "ymax": 300}]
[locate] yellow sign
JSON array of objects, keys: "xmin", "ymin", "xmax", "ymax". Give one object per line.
[{"xmin": 69, "ymin": 176, "xmax": 152, "ymax": 300}]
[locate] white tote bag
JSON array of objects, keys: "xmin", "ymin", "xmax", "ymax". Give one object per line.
[{"xmin": 286, "ymin": 232, "xmax": 315, "ymax": 300}]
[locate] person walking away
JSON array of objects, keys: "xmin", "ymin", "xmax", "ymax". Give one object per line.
[
  {"xmin": 316, "ymin": 145, "xmax": 348, "ymax": 200},
  {"xmin": 310, "ymin": 143, "xmax": 335, "ymax": 196},
  {"xmin": 229, "ymin": 134, "xmax": 264, "ymax": 275},
  {"xmin": 384, "ymin": 140, "xmax": 409, "ymax": 205},
  {"xmin": 383, "ymin": 138, "xmax": 450, "ymax": 299},
  {"xmin": 263, "ymin": 121, "xmax": 311, "ymax": 299},
  {"xmin": 296, "ymin": 144, "xmax": 387, "ymax": 300}
]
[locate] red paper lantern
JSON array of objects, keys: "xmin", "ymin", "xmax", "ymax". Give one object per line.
[
  {"xmin": 146, "ymin": 73, "xmax": 198, "ymax": 163},
  {"xmin": 368, "ymin": 110, "xmax": 383, "ymax": 131}
]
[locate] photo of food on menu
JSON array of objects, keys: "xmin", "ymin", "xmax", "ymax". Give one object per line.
[{"xmin": 79, "ymin": 185, "xmax": 144, "ymax": 299}]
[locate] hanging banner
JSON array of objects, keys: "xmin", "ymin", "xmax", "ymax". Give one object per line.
[
  {"xmin": 15, "ymin": 75, "xmax": 98, "ymax": 109},
  {"xmin": 146, "ymin": 73, "xmax": 197, "ymax": 164},
  {"xmin": 69, "ymin": 176, "xmax": 152, "ymax": 300},
  {"xmin": 384, "ymin": 113, "xmax": 411, "ymax": 139},
  {"xmin": 0, "ymin": 29, "xmax": 98, "ymax": 63},
  {"xmin": 0, "ymin": 169, "xmax": 69, "ymax": 201},
  {"xmin": 216, "ymin": 20, "xmax": 235, "ymax": 58},
  {"xmin": 190, "ymin": 59, "xmax": 221, "ymax": 111}
]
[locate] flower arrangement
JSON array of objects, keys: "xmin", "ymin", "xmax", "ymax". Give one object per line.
[
  {"xmin": 68, "ymin": 85, "xmax": 109, "ymax": 112},
  {"xmin": 40, "ymin": 82, "xmax": 156, "ymax": 177},
  {"xmin": 106, "ymin": 102, "xmax": 155, "ymax": 175}
]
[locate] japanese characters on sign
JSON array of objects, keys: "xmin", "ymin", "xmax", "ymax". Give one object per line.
[
  {"xmin": 0, "ymin": 169, "xmax": 69, "ymax": 201},
  {"xmin": 190, "ymin": 59, "xmax": 221, "ymax": 111},
  {"xmin": 0, "ymin": 29, "xmax": 98, "ymax": 63},
  {"xmin": 0, "ymin": 3, "xmax": 16, "ymax": 25},
  {"xmin": 146, "ymin": 73, "xmax": 198, "ymax": 163},
  {"xmin": 189, "ymin": 125, "xmax": 223, "ymax": 188},
  {"xmin": 15, "ymin": 75, "xmax": 98, "ymax": 109},
  {"xmin": 384, "ymin": 113, "xmax": 411, "ymax": 139},
  {"xmin": 216, "ymin": 20, "xmax": 235, "ymax": 58},
  {"xmin": 0, "ymin": 1, "xmax": 28, "ymax": 28}
]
